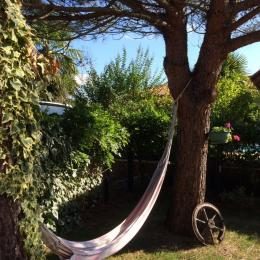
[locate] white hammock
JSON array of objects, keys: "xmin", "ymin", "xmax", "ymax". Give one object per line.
[{"xmin": 41, "ymin": 103, "xmax": 178, "ymax": 260}]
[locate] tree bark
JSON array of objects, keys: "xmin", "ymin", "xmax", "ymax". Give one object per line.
[
  {"xmin": 166, "ymin": 86, "xmax": 211, "ymax": 234},
  {"xmin": 0, "ymin": 195, "xmax": 26, "ymax": 260},
  {"xmin": 163, "ymin": 1, "xmax": 230, "ymax": 235},
  {"xmin": 165, "ymin": 50, "xmax": 227, "ymax": 235}
]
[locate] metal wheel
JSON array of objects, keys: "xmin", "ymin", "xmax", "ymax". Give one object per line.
[{"xmin": 192, "ymin": 202, "xmax": 225, "ymax": 245}]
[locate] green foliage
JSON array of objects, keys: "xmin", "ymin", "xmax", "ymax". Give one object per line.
[
  {"xmin": 75, "ymin": 48, "xmax": 171, "ymax": 160},
  {"xmin": 38, "ymin": 102, "xmax": 128, "ymax": 231},
  {"xmin": 220, "ymin": 53, "xmax": 247, "ymax": 78},
  {"xmin": 39, "ymin": 149, "xmax": 103, "ymax": 232},
  {"xmin": 36, "ymin": 47, "xmax": 169, "ymax": 233},
  {"xmin": 62, "ymin": 101, "xmax": 129, "ymax": 168},
  {"xmin": 210, "ymin": 126, "xmax": 231, "ymax": 133},
  {"xmin": 39, "ymin": 114, "xmax": 71, "ymax": 168},
  {"xmin": 0, "ymin": 0, "xmax": 46, "ymax": 258},
  {"xmin": 38, "ymin": 37, "xmax": 84, "ymax": 103},
  {"xmin": 110, "ymin": 93, "xmax": 172, "ymax": 160},
  {"xmin": 77, "ymin": 47, "xmax": 165, "ymax": 108},
  {"xmin": 209, "ymin": 127, "xmax": 232, "ymax": 145},
  {"xmin": 212, "ymin": 54, "xmax": 260, "ymax": 143}
]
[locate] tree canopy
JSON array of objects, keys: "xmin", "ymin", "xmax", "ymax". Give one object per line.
[
  {"xmin": 21, "ymin": 1, "xmax": 260, "ymax": 52},
  {"xmin": 77, "ymin": 47, "xmax": 165, "ymax": 107},
  {"xmin": 19, "ymin": 1, "xmax": 260, "ymax": 104}
]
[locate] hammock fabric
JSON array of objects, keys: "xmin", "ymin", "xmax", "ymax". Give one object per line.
[{"xmin": 41, "ymin": 103, "xmax": 178, "ymax": 260}]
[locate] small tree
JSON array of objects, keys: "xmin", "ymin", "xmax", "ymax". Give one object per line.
[
  {"xmin": 62, "ymin": 101, "xmax": 129, "ymax": 168},
  {"xmin": 110, "ymin": 92, "xmax": 171, "ymax": 159},
  {"xmin": 77, "ymin": 47, "xmax": 164, "ymax": 108}
]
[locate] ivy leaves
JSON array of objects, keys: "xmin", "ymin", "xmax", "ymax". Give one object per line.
[{"xmin": 0, "ymin": 0, "xmax": 46, "ymax": 258}]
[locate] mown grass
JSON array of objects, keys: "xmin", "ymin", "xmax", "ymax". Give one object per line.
[{"xmin": 47, "ymin": 183, "xmax": 260, "ymax": 260}]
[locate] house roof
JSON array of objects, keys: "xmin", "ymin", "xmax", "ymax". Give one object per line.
[{"xmin": 250, "ymin": 70, "xmax": 260, "ymax": 90}]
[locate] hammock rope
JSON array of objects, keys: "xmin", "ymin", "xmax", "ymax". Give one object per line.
[{"xmin": 41, "ymin": 80, "xmax": 191, "ymax": 260}]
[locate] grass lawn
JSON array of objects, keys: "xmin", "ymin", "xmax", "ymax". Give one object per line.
[{"xmin": 47, "ymin": 183, "xmax": 260, "ymax": 260}]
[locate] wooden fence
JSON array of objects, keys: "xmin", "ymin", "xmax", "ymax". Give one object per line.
[{"xmin": 102, "ymin": 158, "xmax": 260, "ymax": 200}]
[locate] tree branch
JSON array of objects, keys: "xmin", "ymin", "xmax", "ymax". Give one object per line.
[
  {"xmin": 226, "ymin": 30, "xmax": 260, "ymax": 52},
  {"xmin": 230, "ymin": 6, "xmax": 260, "ymax": 31},
  {"xmin": 22, "ymin": 3, "xmax": 119, "ymax": 14},
  {"xmin": 118, "ymin": 0, "xmax": 147, "ymax": 11},
  {"xmin": 234, "ymin": 0, "xmax": 260, "ymax": 13},
  {"xmin": 118, "ymin": 0, "xmax": 166, "ymax": 23},
  {"xmin": 23, "ymin": 1, "xmax": 167, "ymax": 30}
]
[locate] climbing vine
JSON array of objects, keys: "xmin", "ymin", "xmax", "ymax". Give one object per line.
[{"xmin": 0, "ymin": 0, "xmax": 46, "ymax": 258}]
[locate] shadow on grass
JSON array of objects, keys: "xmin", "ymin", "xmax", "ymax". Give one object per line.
[
  {"xmin": 222, "ymin": 203, "xmax": 260, "ymax": 238},
  {"xmin": 47, "ymin": 182, "xmax": 260, "ymax": 259},
  {"xmin": 47, "ymin": 184, "xmax": 201, "ymax": 260}
]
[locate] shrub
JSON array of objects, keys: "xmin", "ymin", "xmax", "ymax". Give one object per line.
[
  {"xmin": 110, "ymin": 92, "xmax": 172, "ymax": 160},
  {"xmin": 62, "ymin": 101, "xmax": 129, "ymax": 168},
  {"xmin": 38, "ymin": 102, "xmax": 128, "ymax": 231},
  {"xmin": 75, "ymin": 47, "xmax": 172, "ymax": 161},
  {"xmin": 211, "ymin": 54, "xmax": 260, "ymax": 144}
]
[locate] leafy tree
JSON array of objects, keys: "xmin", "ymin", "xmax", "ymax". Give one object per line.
[
  {"xmin": 15, "ymin": 0, "xmax": 260, "ymax": 235},
  {"xmin": 77, "ymin": 48, "xmax": 170, "ymax": 161},
  {"xmin": 212, "ymin": 54, "xmax": 260, "ymax": 143},
  {"xmin": 110, "ymin": 92, "xmax": 172, "ymax": 160},
  {"xmin": 77, "ymin": 47, "xmax": 165, "ymax": 108},
  {"xmin": 37, "ymin": 33, "xmax": 85, "ymax": 103}
]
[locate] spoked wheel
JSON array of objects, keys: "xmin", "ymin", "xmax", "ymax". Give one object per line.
[{"xmin": 192, "ymin": 203, "xmax": 225, "ymax": 245}]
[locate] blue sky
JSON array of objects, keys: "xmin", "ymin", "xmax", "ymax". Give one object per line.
[{"xmin": 73, "ymin": 32, "xmax": 260, "ymax": 77}]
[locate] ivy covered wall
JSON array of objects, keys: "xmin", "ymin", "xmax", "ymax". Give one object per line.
[{"xmin": 0, "ymin": 0, "xmax": 46, "ymax": 258}]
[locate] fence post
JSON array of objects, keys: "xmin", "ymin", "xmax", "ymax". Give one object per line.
[
  {"xmin": 127, "ymin": 149, "xmax": 134, "ymax": 192},
  {"xmin": 103, "ymin": 170, "xmax": 110, "ymax": 203}
]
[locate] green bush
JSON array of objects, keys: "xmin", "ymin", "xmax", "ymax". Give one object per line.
[
  {"xmin": 110, "ymin": 92, "xmax": 172, "ymax": 160},
  {"xmin": 76, "ymin": 48, "xmax": 172, "ymax": 161},
  {"xmin": 39, "ymin": 154, "xmax": 103, "ymax": 232},
  {"xmin": 38, "ymin": 102, "xmax": 128, "ymax": 232},
  {"xmin": 211, "ymin": 54, "xmax": 260, "ymax": 144},
  {"xmin": 62, "ymin": 101, "xmax": 129, "ymax": 168}
]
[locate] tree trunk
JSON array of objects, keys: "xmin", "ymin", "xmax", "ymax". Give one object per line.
[
  {"xmin": 166, "ymin": 88, "xmax": 211, "ymax": 235},
  {"xmin": 0, "ymin": 195, "xmax": 26, "ymax": 260},
  {"xmin": 163, "ymin": 4, "xmax": 228, "ymax": 233}
]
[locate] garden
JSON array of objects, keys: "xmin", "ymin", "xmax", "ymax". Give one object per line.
[
  {"xmin": 26, "ymin": 49, "xmax": 260, "ymax": 259},
  {"xmin": 44, "ymin": 52, "xmax": 260, "ymax": 260},
  {"xmin": 0, "ymin": 1, "xmax": 260, "ymax": 259}
]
